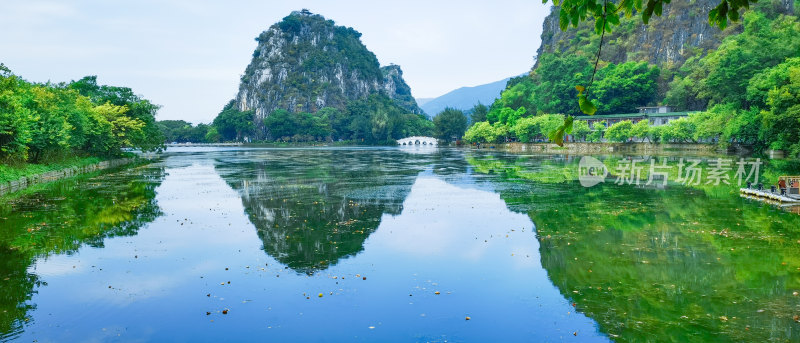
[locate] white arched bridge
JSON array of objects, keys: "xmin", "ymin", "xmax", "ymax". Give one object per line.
[{"xmin": 397, "ymin": 136, "xmax": 438, "ymax": 146}]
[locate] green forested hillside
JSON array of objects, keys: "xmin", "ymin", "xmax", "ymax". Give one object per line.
[
  {"xmin": 466, "ymin": 0, "xmax": 800, "ymax": 155},
  {"xmin": 200, "ymin": 95, "xmax": 433, "ymax": 144}
]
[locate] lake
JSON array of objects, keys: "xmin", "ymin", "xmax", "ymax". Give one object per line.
[{"xmin": 1, "ymin": 147, "xmax": 799, "ymax": 342}]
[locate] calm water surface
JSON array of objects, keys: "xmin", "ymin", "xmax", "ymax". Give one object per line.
[{"xmin": 1, "ymin": 147, "xmax": 799, "ymax": 342}]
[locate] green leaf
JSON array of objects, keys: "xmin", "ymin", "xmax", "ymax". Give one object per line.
[
  {"xmin": 708, "ymin": 8, "xmax": 719, "ymax": 25},
  {"xmin": 578, "ymin": 95, "xmax": 598, "ymax": 115},
  {"xmin": 606, "ymin": 2, "xmax": 617, "ymax": 15},
  {"xmin": 559, "ymin": 10, "xmax": 569, "ymax": 30},
  {"xmin": 595, "ymin": 18, "xmax": 605, "ymax": 34},
  {"xmin": 654, "ymin": 1, "xmax": 663, "ymax": 16},
  {"xmin": 608, "ymin": 13, "xmax": 620, "ymax": 25},
  {"xmin": 549, "ymin": 125, "xmax": 567, "ymax": 146},
  {"xmin": 564, "ymin": 116, "xmax": 575, "ymax": 134},
  {"xmin": 642, "ymin": 3, "xmax": 654, "ymax": 24},
  {"xmin": 728, "ymin": 8, "xmax": 739, "ymax": 21}
]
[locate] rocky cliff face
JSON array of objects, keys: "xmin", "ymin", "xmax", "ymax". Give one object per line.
[
  {"xmin": 235, "ymin": 10, "xmax": 421, "ymax": 126},
  {"xmin": 380, "ymin": 64, "xmax": 422, "ymax": 114},
  {"xmin": 536, "ymin": 0, "xmax": 795, "ymax": 69}
]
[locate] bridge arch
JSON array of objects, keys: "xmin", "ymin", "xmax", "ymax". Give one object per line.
[{"xmin": 397, "ymin": 136, "xmax": 438, "ymax": 146}]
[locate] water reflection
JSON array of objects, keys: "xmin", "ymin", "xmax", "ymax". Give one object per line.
[
  {"xmin": 466, "ymin": 153, "xmax": 800, "ymax": 342},
  {"xmin": 213, "ymin": 149, "xmax": 425, "ymax": 274},
  {"xmin": 0, "ymin": 165, "xmax": 164, "ymax": 341},
  {"xmin": 0, "ymin": 148, "xmax": 797, "ymax": 342}
]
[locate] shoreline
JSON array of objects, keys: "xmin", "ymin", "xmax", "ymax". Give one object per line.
[
  {"xmin": 0, "ymin": 158, "xmax": 143, "ymax": 197},
  {"xmin": 464, "ymin": 142, "xmax": 751, "ymax": 156}
]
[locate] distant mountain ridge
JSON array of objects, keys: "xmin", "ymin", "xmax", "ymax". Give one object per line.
[{"xmin": 419, "ymin": 75, "xmax": 521, "ymax": 116}]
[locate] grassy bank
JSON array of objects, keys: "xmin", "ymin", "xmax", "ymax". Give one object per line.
[{"xmin": 0, "ymin": 156, "xmax": 106, "ymax": 183}]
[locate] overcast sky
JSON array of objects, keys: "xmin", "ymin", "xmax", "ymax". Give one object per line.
[{"xmin": 1, "ymin": 0, "xmax": 551, "ymax": 123}]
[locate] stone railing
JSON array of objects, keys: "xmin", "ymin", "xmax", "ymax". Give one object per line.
[{"xmin": 0, "ymin": 158, "xmax": 138, "ymax": 196}]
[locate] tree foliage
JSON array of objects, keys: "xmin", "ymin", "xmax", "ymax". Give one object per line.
[
  {"xmin": 433, "ymin": 108, "xmax": 468, "ymax": 142},
  {"xmin": 464, "ymin": 122, "xmax": 505, "ymax": 143},
  {"xmin": 234, "ymin": 94, "xmax": 435, "ymax": 144},
  {"xmin": 604, "ymin": 120, "xmax": 634, "ymax": 142},
  {"xmin": 592, "ymin": 61, "xmax": 660, "ymax": 114},
  {"xmin": 665, "ymin": 12, "xmax": 800, "ymax": 110},
  {"xmin": 213, "ymin": 101, "xmax": 255, "ymax": 141},
  {"xmin": 157, "ymin": 120, "xmax": 210, "ymax": 143},
  {"xmin": 0, "ymin": 68, "xmax": 163, "ymax": 163},
  {"xmin": 469, "ymin": 103, "xmax": 489, "ymax": 125}
]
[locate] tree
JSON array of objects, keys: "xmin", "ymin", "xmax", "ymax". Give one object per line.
[
  {"xmin": 661, "ymin": 117, "xmax": 696, "ymax": 142},
  {"xmin": 434, "ymin": 108, "xmax": 467, "ymax": 143},
  {"xmin": 511, "ymin": 117, "xmax": 539, "ymax": 143},
  {"xmin": 470, "ymin": 103, "xmax": 489, "ymax": 125},
  {"xmin": 530, "ymin": 54, "xmax": 594, "ymax": 115},
  {"xmin": 396, "ymin": 113, "xmax": 434, "ymax": 138},
  {"xmin": 27, "ymin": 86, "xmax": 73, "ymax": 161},
  {"xmin": 213, "ymin": 101, "xmax": 255, "ymax": 141},
  {"xmin": 1, "ymin": 69, "xmax": 163, "ymax": 162},
  {"xmin": 571, "ymin": 120, "xmax": 591, "ymax": 142},
  {"xmin": 630, "ymin": 119, "xmax": 651, "ymax": 142},
  {"xmin": 463, "ymin": 121, "xmax": 506, "ymax": 143},
  {"xmin": 755, "ymin": 57, "xmax": 800, "ymax": 154},
  {"xmin": 665, "ymin": 12, "xmax": 800, "ymax": 111},
  {"xmin": 263, "ymin": 109, "xmax": 296, "ymax": 140},
  {"xmin": 205, "ymin": 126, "xmax": 221, "ymax": 143},
  {"xmin": 604, "ymin": 120, "xmax": 634, "ymax": 142},
  {"xmin": 688, "ymin": 107, "xmax": 730, "ymax": 142},
  {"xmin": 591, "ymin": 61, "xmax": 660, "ymax": 114},
  {"xmin": 0, "ymin": 73, "xmax": 33, "ymax": 161},
  {"xmin": 68, "ymin": 76, "xmax": 164, "ymax": 152},
  {"xmin": 157, "ymin": 120, "xmax": 211, "ymax": 143},
  {"xmin": 96, "ymin": 103, "xmax": 145, "ymax": 152},
  {"xmin": 587, "ymin": 121, "xmax": 606, "ymax": 142}
]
